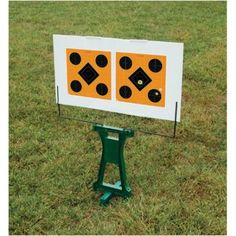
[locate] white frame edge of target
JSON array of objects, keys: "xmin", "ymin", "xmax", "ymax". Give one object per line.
[{"xmin": 53, "ymin": 34, "xmax": 184, "ymax": 122}]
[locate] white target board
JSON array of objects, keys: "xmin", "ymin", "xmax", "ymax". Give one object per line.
[{"xmin": 53, "ymin": 35, "xmax": 184, "ymax": 121}]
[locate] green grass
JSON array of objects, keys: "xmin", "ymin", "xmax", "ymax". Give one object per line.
[{"xmin": 9, "ymin": 2, "xmax": 226, "ymax": 235}]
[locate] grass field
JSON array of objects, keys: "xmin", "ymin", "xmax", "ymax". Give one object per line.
[{"xmin": 9, "ymin": 2, "xmax": 226, "ymax": 235}]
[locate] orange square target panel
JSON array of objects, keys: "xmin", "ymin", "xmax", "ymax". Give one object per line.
[
  {"xmin": 66, "ymin": 49, "xmax": 111, "ymax": 100},
  {"xmin": 116, "ymin": 52, "xmax": 166, "ymax": 107}
]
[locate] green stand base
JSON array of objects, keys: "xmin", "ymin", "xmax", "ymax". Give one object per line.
[
  {"xmin": 93, "ymin": 124, "xmax": 134, "ymax": 205},
  {"xmin": 99, "ymin": 181, "xmax": 121, "ymax": 205}
]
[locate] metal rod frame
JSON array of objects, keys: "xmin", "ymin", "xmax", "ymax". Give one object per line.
[{"xmin": 56, "ymin": 86, "xmax": 178, "ymax": 137}]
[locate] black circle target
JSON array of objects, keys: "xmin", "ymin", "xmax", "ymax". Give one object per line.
[
  {"xmin": 70, "ymin": 52, "xmax": 81, "ymax": 65},
  {"xmin": 148, "ymin": 89, "xmax": 161, "ymax": 102},
  {"xmin": 119, "ymin": 56, "xmax": 132, "ymax": 70},
  {"xmin": 71, "ymin": 80, "xmax": 82, "ymax": 92},
  {"xmin": 96, "ymin": 55, "xmax": 108, "ymax": 68},
  {"xmin": 149, "ymin": 59, "xmax": 162, "ymax": 72},
  {"xmin": 96, "ymin": 83, "xmax": 108, "ymax": 96},
  {"xmin": 119, "ymin": 86, "xmax": 132, "ymax": 99}
]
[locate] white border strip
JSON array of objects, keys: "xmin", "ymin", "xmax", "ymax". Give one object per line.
[
  {"xmin": 228, "ymin": 0, "xmax": 236, "ymax": 235},
  {"xmin": 0, "ymin": 0, "xmax": 9, "ymax": 234}
]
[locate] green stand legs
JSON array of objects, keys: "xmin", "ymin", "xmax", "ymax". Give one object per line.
[{"xmin": 92, "ymin": 124, "xmax": 134, "ymax": 205}]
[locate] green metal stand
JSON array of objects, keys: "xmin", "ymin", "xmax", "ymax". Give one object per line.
[{"xmin": 93, "ymin": 123, "xmax": 134, "ymax": 205}]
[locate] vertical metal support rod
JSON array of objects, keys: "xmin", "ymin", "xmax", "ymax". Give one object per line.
[
  {"xmin": 57, "ymin": 86, "xmax": 61, "ymax": 117},
  {"xmin": 173, "ymin": 102, "xmax": 178, "ymax": 138}
]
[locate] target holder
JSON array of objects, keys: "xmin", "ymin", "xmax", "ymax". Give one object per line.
[{"xmin": 92, "ymin": 123, "xmax": 134, "ymax": 205}]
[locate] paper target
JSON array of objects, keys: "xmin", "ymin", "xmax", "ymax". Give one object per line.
[{"xmin": 53, "ymin": 35, "xmax": 184, "ymax": 121}]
